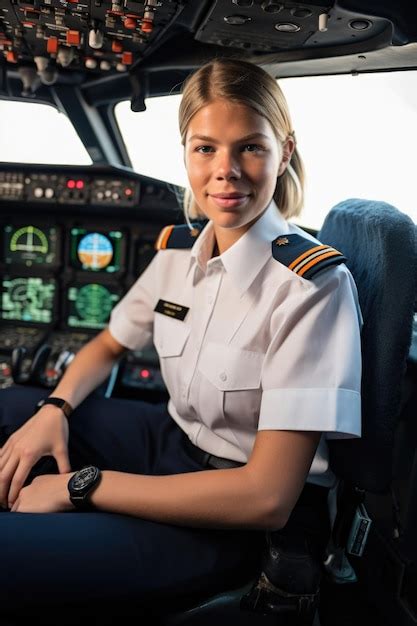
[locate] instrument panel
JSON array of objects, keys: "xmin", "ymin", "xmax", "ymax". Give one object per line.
[
  {"xmin": 0, "ymin": 164, "xmax": 182, "ymax": 395},
  {"xmin": 0, "ymin": 221, "xmax": 155, "ymax": 330},
  {"xmin": 0, "ymin": 169, "xmax": 140, "ymax": 206}
]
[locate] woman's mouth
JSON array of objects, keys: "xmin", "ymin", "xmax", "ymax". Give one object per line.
[{"xmin": 209, "ymin": 194, "xmax": 249, "ymax": 209}]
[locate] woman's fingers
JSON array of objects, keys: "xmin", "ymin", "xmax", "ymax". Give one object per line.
[
  {"xmin": 10, "ymin": 497, "xmax": 20, "ymax": 512},
  {"xmin": 54, "ymin": 447, "xmax": 71, "ymax": 474},
  {"xmin": 0, "ymin": 435, "xmax": 13, "ymax": 459},
  {"xmin": 7, "ymin": 454, "xmax": 38, "ymax": 508},
  {"xmin": 0, "ymin": 454, "xmax": 19, "ymax": 508},
  {"xmin": 0, "ymin": 446, "xmax": 12, "ymax": 471},
  {"xmin": 0, "ymin": 412, "xmax": 70, "ymax": 507}
]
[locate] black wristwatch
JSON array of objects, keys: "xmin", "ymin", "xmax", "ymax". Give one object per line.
[
  {"xmin": 68, "ymin": 466, "xmax": 102, "ymax": 510},
  {"xmin": 35, "ymin": 397, "xmax": 74, "ymax": 420}
]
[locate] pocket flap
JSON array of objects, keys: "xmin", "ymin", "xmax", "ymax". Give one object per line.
[{"xmin": 198, "ymin": 342, "xmax": 263, "ymax": 391}]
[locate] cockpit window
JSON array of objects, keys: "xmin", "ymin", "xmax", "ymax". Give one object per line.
[
  {"xmin": 116, "ymin": 72, "xmax": 417, "ymax": 229},
  {"xmin": 0, "ymin": 101, "xmax": 91, "ymax": 166},
  {"xmin": 281, "ymin": 71, "xmax": 417, "ymax": 228},
  {"xmin": 115, "ymin": 95, "xmax": 186, "ymax": 188}
]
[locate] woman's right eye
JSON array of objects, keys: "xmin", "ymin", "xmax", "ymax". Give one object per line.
[{"xmin": 195, "ymin": 145, "xmax": 214, "ymax": 154}]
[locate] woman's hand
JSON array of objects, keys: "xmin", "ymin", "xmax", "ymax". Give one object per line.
[
  {"xmin": 10, "ymin": 472, "xmax": 76, "ymax": 513},
  {"xmin": 0, "ymin": 406, "xmax": 71, "ymax": 509}
]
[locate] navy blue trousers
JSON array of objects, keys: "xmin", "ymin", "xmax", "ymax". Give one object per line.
[{"xmin": 0, "ymin": 386, "xmax": 264, "ymax": 622}]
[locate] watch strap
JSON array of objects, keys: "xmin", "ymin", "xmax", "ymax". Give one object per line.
[
  {"xmin": 35, "ymin": 397, "xmax": 74, "ymax": 420},
  {"xmin": 69, "ymin": 494, "xmax": 96, "ymax": 511}
]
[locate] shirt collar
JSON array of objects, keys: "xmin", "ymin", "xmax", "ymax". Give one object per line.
[{"xmin": 188, "ymin": 200, "xmax": 290, "ymax": 296}]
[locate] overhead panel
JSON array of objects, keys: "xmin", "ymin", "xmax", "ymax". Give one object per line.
[
  {"xmin": 0, "ymin": 0, "xmax": 182, "ymax": 84},
  {"xmin": 195, "ymin": 0, "xmax": 392, "ymax": 55}
]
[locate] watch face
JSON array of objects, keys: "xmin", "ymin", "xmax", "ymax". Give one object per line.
[{"xmin": 71, "ymin": 466, "xmax": 99, "ymax": 492}]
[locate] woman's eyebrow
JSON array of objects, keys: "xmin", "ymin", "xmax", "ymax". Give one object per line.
[{"xmin": 188, "ymin": 133, "xmax": 271, "ymax": 143}]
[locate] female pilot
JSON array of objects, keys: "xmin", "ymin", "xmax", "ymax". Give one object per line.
[{"xmin": 0, "ymin": 58, "xmax": 362, "ymax": 618}]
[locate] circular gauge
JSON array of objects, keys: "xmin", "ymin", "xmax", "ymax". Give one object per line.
[
  {"xmin": 77, "ymin": 233, "xmax": 114, "ymax": 270},
  {"xmin": 9, "ymin": 278, "xmax": 33, "ymax": 302},
  {"xmin": 74, "ymin": 284, "xmax": 114, "ymax": 324},
  {"xmin": 10, "ymin": 226, "xmax": 49, "ymax": 254}
]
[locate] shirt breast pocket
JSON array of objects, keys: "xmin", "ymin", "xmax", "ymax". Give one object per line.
[
  {"xmin": 154, "ymin": 313, "xmax": 190, "ymax": 397},
  {"xmin": 154, "ymin": 313, "xmax": 190, "ymax": 358},
  {"xmin": 198, "ymin": 342, "xmax": 264, "ymax": 429}
]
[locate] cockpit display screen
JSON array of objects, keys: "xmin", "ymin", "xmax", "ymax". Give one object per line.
[
  {"xmin": 70, "ymin": 228, "xmax": 124, "ymax": 273},
  {"xmin": 4, "ymin": 225, "xmax": 59, "ymax": 267},
  {"xmin": 66, "ymin": 282, "xmax": 121, "ymax": 330},
  {"xmin": 1, "ymin": 276, "xmax": 56, "ymax": 324}
]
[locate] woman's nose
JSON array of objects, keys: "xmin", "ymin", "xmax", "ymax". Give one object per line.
[{"xmin": 215, "ymin": 150, "xmax": 241, "ymax": 181}]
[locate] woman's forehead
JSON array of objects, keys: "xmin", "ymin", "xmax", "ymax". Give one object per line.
[{"xmin": 186, "ymin": 99, "xmax": 276, "ymax": 140}]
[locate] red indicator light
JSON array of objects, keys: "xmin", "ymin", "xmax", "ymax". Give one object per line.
[
  {"xmin": 124, "ymin": 188, "xmax": 133, "ymax": 197},
  {"xmin": 1, "ymin": 364, "xmax": 11, "ymax": 376},
  {"xmin": 76, "ymin": 180, "xmax": 84, "ymax": 189},
  {"xmin": 140, "ymin": 369, "xmax": 150, "ymax": 379},
  {"xmin": 67, "ymin": 180, "xmax": 75, "ymax": 189}
]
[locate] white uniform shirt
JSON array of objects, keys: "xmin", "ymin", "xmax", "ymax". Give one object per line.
[{"xmin": 109, "ymin": 201, "xmax": 363, "ymax": 487}]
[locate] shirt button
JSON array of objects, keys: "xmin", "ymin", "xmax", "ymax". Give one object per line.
[{"xmin": 219, "ymin": 372, "xmax": 227, "ymax": 382}]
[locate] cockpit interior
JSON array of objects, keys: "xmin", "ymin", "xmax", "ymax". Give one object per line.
[{"xmin": 1, "ymin": 1, "xmax": 417, "ymax": 625}]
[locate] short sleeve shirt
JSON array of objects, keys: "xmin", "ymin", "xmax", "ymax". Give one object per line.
[{"xmin": 108, "ymin": 200, "xmax": 363, "ymax": 487}]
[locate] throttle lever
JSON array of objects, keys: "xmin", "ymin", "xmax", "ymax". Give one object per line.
[
  {"xmin": 54, "ymin": 350, "xmax": 74, "ymax": 375},
  {"xmin": 27, "ymin": 344, "xmax": 52, "ymax": 386},
  {"xmin": 11, "ymin": 346, "xmax": 28, "ymax": 385}
]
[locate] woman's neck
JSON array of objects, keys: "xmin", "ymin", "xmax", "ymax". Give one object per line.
[
  {"xmin": 211, "ymin": 241, "xmax": 220, "ymax": 258},
  {"xmin": 212, "ymin": 225, "xmax": 246, "ymax": 256}
]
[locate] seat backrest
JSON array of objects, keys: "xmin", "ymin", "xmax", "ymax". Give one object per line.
[{"xmin": 317, "ymin": 199, "xmax": 417, "ymax": 493}]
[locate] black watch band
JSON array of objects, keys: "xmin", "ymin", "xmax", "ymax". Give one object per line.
[{"xmin": 35, "ymin": 397, "xmax": 74, "ymax": 420}]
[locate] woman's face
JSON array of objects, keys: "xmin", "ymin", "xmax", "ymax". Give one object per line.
[{"xmin": 184, "ymin": 99, "xmax": 293, "ymax": 238}]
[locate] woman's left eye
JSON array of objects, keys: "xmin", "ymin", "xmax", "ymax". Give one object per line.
[{"xmin": 242, "ymin": 144, "xmax": 264, "ymax": 152}]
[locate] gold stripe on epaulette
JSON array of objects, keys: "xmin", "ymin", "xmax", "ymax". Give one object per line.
[
  {"xmin": 288, "ymin": 244, "xmax": 330, "ymax": 270},
  {"xmin": 155, "ymin": 225, "xmax": 174, "ymax": 250},
  {"xmin": 292, "ymin": 247, "xmax": 334, "ymax": 273},
  {"xmin": 298, "ymin": 249, "xmax": 342, "ymax": 277}
]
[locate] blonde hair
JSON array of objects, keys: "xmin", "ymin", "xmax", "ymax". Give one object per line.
[{"xmin": 178, "ymin": 57, "xmax": 305, "ymax": 223}]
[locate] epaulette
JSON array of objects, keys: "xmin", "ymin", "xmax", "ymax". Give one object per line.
[
  {"xmin": 271, "ymin": 233, "xmax": 346, "ymax": 279},
  {"xmin": 154, "ymin": 224, "xmax": 202, "ymax": 250}
]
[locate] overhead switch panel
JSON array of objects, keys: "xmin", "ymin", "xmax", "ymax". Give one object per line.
[{"xmin": 0, "ymin": 0, "xmax": 181, "ymax": 80}]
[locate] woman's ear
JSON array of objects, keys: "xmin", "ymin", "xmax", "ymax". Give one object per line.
[{"xmin": 278, "ymin": 137, "xmax": 296, "ymax": 177}]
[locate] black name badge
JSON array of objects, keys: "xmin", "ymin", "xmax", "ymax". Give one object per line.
[{"xmin": 154, "ymin": 299, "xmax": 189, "ymax": 321}]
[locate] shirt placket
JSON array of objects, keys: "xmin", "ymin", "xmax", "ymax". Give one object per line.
[{"xmin": 180, "ymin": 260, "xmax": 223, "ymax": 406}]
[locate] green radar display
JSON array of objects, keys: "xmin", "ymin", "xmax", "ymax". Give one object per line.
[
  {"xmin": 4, "ymin": 225, "xmax": 59, "ymax": 267},
  {"xmin": 1, "ymin": 277, "xmax": 56, "ymax": 324},
  {"xmin": 70, "ymin": 229, "xmax": 124, "ymax": 273},
  {"xmin": 67, "ymin": 283, "xmax": 121, "ymax": 330}
]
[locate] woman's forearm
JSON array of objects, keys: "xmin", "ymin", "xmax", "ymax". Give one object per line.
[
  {"xmin": 88, "ymin": 467, "xmax": 282, "ymax": 531},
  {"xmin": 83, "ymin": 430, "xmax": 320, "ymax": 531}
]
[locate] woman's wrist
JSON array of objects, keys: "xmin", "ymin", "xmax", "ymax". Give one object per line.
[
  {"xmin": 34, "ymin": 397, "xmax": 74, "ymax": 420},
  {"xmin": 34, "ymin": 402, "xmax": 71, "ymax": 421}
]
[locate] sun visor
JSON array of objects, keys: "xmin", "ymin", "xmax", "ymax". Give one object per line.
[{"xmin": 129, "ymin": 71, "xmax": 148, "ymax": 113}]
